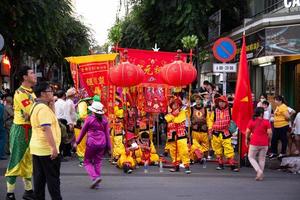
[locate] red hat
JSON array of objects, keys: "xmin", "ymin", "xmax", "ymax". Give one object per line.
[
  {"xmin": 125, "ymin": 132, "xmax": 137, "ymax": 141},
  {"xmin": 214, "ymin": 95, "xmax": 228, "ymax": 106}
]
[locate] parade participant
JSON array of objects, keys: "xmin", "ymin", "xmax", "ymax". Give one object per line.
[
  {"xmin": 117, "ymin": 132, "xmax": 138, "ymax": 174},
  {"xmin": 165, "ymin": 96, "xmax": 191, "ymax": 174},
  {"xmin": 74, "ymin": 100, "xmax": 111, "ymax": 189},
  {"xmin": 111, "ymin": 97, "xmax": 125, "ymax": 163},
  {"xmin": 5, "ymin": 66, "xmax": 37, "ymax": 200},
  {"xmin": 137, "ymin": 110, "xmax": 154, "ymax": 142},
  {"xmin": 190, "ymin": 94, "xmax": 210, "ymax": 162},
  {"xmin": 208, "ymin": 95, "xmax": 239, "ymax": 172},
  {"xmin": 135, "ymin": 131, "xmax": 159, "ymax": 165},
  {"xmin": 30, "ymin": 81, "xmax": 62, "ymax": 199},
  {"xmin": 75, "ymin": 95, "xmax": 99, "ymax": 167}
]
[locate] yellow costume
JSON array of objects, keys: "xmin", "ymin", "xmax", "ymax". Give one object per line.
[
  {"xmin": 111, "ymin": 106, "xmax": 125, "ymax": 160},
  {"xmin": 207, "ymin": 96, "xmax": 238, "ymax": 171},
  {"xmin": 5, "ymin": 85, "xmax": 36, "ymax": 193},
  {"xmin": 165, "ymin": 107, "xmax": 191, "ymax": 173}
]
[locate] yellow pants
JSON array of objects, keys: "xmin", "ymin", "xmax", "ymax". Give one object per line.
[
  {"xmin": 168, "ymin": 138, "xmax": 190, "ymax": 166},
  {"xmin": 74, "ymin": 128, "xmax": 86, "ymax": 159},
  {"xmin": 192, "ymin": 131, "xmax": 209, "ymax": 153},
  {"xmin": 190, "ymin": 139, "xmax": 203, "ymax": 161},
  {"xmin": 211, "ymin": 134, "xmax": 235, "ymax": 159},
  {"xmin": 112, "ymin": 135, "xmax": 125, "ymax": 160},
  {"xmin": 117, "ymin": 153, "xmax": 136, "ymax": 169}
]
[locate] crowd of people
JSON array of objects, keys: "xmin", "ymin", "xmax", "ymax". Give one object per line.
[{"xmin": 1, "ymin": 66, "xmax": 300, "ymax": 200}]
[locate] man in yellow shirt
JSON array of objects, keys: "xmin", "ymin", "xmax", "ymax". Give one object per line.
[
  {"xmin": 5, "ymin": 66, "xmax": 36, "ymax": 200},
  {"xmin": 30, "ymin": 81, "xmax": 62, "ymax": 200}
]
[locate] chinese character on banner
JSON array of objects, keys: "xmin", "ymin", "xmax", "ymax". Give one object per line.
[{"xmin": 118, "ymin": 48, "xmax": 188, "ymax": 85}]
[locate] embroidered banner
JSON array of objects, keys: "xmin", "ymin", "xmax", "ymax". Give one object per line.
[
  {"xmin": 78, "ymin": 61, "xmax": 114, "ymax": 114},
  {"xmin": 118, "ymin": 48, "xmax": 188, "ymax": 85}
]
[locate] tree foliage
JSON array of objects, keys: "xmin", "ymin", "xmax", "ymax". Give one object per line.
[
  {"xmin": 114, "ymin": 0, "xmax": 242, "ymax": 51},
  {"xmin": 0, "ymin": 0, "xmax": 92, "ymax": 89}
]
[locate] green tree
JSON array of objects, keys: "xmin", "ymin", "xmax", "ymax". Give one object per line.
[{"xmin": 0, "ymin": 0, "xmax": 92, "ymax": 89}]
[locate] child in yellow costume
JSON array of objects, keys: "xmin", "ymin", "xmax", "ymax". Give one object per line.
[
  {"xmin": 208, "ymin": 96, "xmax": 239, "ymax": 172},
  {"xmin": 190, "ymin": 94, "xmax": 212, "ymax": 162},
  {"xmin": 111, "ymin": 105, "xmax": 125, "ymax": 163},
  {"xmin": 117, "ymin": 132, "xmax": 138, "ymax": 174},
  {"xmin": 135, "ymin": 131, "xmax": 159, "ymax": 165},
  {"xmin": 165, "ymin": 97, "xmax": 191, "ymax": 174}
]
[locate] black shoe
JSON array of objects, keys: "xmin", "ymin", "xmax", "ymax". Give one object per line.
[
  {"xmin": 6, "ymin": 193, "xmax": 16, "ymax": 200},
  {"xmin": 22, "ymin": 190, "xmax": 36, "ymax": 200},
  {"xmin": 231, "ymin": 165, "xmax": 240, "ymax": 172},
  {"xmin": 169, "ymin": 165, "xmax": 180, "ymax": 172},
  {"xmin": 268, "ymin": 153, "xmax": 277, "ymax": 159},
  {"xmin": 216, "ymin": 164, "xmax": 224, "ymax": 170}
]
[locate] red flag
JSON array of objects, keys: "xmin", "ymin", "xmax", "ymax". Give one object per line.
[{"xmin": 232, "ymin": 34, "xmax": 253, "ymax": 158}]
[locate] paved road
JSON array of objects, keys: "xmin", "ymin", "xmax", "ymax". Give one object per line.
[{"xmin": 1, "ymin": 157, "xmax": 300, "ymax": 200}]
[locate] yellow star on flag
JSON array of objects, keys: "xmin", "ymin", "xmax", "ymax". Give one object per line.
[{"xmin": 241, "ymin": 96, "xmax": 249, "ymax": 102}]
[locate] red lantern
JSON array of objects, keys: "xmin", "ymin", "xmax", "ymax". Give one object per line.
[
  {"xmin": 160, "ymin": 52, "xmax": 197, "ymax": 86},
  {"xmin": 109, "ymin": 61, "xmax": 144, "ymax": 87},
  {"xmin": 1, "ymin": 54, "xmax": 11, "ymax": 76}
]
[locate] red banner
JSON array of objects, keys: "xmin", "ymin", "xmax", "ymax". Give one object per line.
[
  {"xmin": 78, "ymin": 62, "xmax": 115, "ymax": 114},
  {"xmin": 70, "ymin": 63, "xmax": 79, "ymax": 90},
  {"xmin": 118, "ymin": 48, "xmax": 188, "ymax": 85}
]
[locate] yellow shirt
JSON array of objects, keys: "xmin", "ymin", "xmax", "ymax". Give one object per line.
[
  {"xmin": 78, "ymin": 101, "xmax": 88, "ymax": 120},
  {"xmin": 274, "ymin": 104, "xmax": 289, "ymax": 128},
  {"xmin": 13, "ymin": 85, "xmax": 36, "ymax": 125},
  {"xmin": 30, "ymin": 103, "xmax": 61, "ymax": 156}
]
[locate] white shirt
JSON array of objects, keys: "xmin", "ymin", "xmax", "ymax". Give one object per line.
[
  {"xmin": 293, "ymin": 113, "xmax": 300, "ymax": 135},
  {"xmin": 55, "ymin": 98, "xmax": 66, "ymax": 120},
  {"xmin": 65, "ymin": 98, "xmax": 77, "ymax": 125}
]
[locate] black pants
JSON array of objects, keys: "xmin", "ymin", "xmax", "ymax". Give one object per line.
[
  {"xmin": 59, "ymin": 119, "xmax": 72, "ymax": 157},
  {"xmin": 271, "ymin": 125, "xmax": 289, "ymax": 155},
  {"xmin": 33, "ymin": 155, "xmax": 62, "ymax": 200}
]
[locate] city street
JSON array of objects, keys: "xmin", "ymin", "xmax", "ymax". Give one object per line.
[{"xmin": 1, "ymin": 157, "xmax": 299, "ymax": 200}]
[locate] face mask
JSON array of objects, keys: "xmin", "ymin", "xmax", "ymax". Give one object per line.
[{"xmin": 260, "ymin": 98, "xmax": 265, "ymax": 102}]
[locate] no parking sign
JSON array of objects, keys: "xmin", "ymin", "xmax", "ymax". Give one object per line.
[{"xmin": 213, "ymin": 37, "xmax": 237, "ymax": 63}]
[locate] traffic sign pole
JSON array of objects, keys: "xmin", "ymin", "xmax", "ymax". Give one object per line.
[{"xmin": 223, "ymin": 71, "xmax": 227, "ymax": 96}]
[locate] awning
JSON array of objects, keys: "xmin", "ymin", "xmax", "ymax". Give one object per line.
[{"xmin": 65, "ymin": 53, "xmax": 118, "ymax": 64}]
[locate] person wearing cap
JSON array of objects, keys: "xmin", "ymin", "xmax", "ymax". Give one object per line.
[
  {"xmin": 64, "ymin": 87, "xmax": 77, "ymax": 158},
  {"xmin": 73, "ymin": 100, "xmax": 111, "ymax": 189},
  {"xmin": 117, "ymin": 132, "xmax": 138, "ymax": 174},
  {"xmin": 208, "ymin": 95, "xmax": 239, "ymax": 171},
  {"xmin": 74, "ymin": 94, "xmax": 100, "ymax": 167},
  {"xmin": 190, "ymin": 94, "xmax": 210, "ymax": 163},
  {"xmin": 165, "ymin": 96, "xmax": 191, "ymax": 174}
]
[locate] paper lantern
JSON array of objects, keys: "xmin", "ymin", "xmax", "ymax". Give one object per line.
[
  {"xmin": 1, "ymin": 54, "xmax": 11, "ymax": 76},
  {"xmin": 109, "ymin": 61, "xmax": 144, "ymax": 87},
  {"xmin": 160, "ymin": 55, "xmax": 197, "ymax": 86}
]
